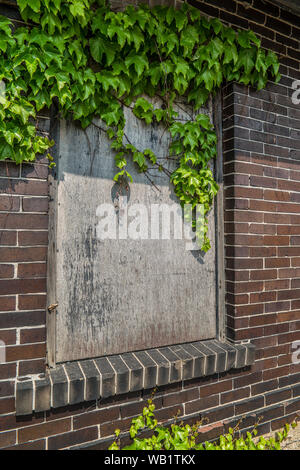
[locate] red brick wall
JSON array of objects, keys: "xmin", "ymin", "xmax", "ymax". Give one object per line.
[{"xmin": 1, "ymin": 0, "xmax": 300, "ymax": 450}]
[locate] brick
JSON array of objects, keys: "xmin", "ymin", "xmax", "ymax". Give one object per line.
[
  {"xmin": 18, "ymin": 294, "xmax": 47, "ymax": 310},
  {"xmin": 34, "ymin": 376, "xmax": 51, "ymax": 412},
  {"xmin": 200, "ymin": 380, "xmax": 232, "ymax": 399},
  {"xmin": 48, "ymin": 427, "xmax": 98, "ymax": 450},
  {"xmin": 202, "ymin": 404, "xmax": 234, "ymax": 424},
  {"xmin": 0, "ymin": 329, "xmax": 16, "ymax": 345},
  {"xmin": 0, "ymin": 310, "xmax": 45, "ymax": 329},
  {"xmin": 206, "ymin": 0, "xmax": 236, "ymax": 12},
  {"xmin": 133, "ymin": 350, "xmax": 157, "ymax": 390},
  {"xmin": 79, "ymin": 360, "xmax": 100, "ymax": 402},
  {"xmin": 253, "ymin": 0, "xmax": 279, "ymax": 17},
  {"xmin": 0, "ymin": 279, "xmax": 46, "ymax": 295},
  {"xmin": 235, "ymin": 396, "xmax": 264, "ymax": 415},
  {"xmin": 0, "ymin": 264, "xmax": 14, "ymax": 279},
  {"xmin": 0, "ymin": 412, "xmax": 44, "ymax": 432},
  {"xmin": 0, "ymin": 397, "xmax": 15, "ymax": 414},
  {"xmin": 0, "ymin": 380, "xmax": 14, "ymax": 398},
  {"xmin": 15, "ymin": 379, "xmax": 33, "ymax": 415},
  {"xmin": 0, "ymin": 214, "xmax": 48, "ymax": 230},
  {"xmin": 0, "ymin": 363, "xmax": 17, "ymax": 380},
  {"xmin": 4, "ymin": 440, "xmax": 46, "ymax": 450},
  {"xmin": 74, "ymin": 407, "xmax": 119, "ymax": 430},
  {"xmin": 20, "ymin": 327, "xmax": 46, "ymax": 344},
  {"xmin": 95, "ymin": 357, "xmax": 116, "ymax": 399},
  {"xmin": 0, "ymin": 179, "xmax": 48, "ymax": 196},
  {"xmin": 221, "ymin": 387, "xmax": 250, "ymax": 405},
  {"xmin": 0, "ymin": 431, "xmax": 16, "ymax": 449},
  {"xmin": 50, "ymin": 366, "xmax": 69, "ymax": 408},
  {"xmin": 17, "ymin": 232, "xmax": 48, "ymax": 248},
  {"xmin": 263, "ymin": 365, "xmax": 290, "ymax": 381},
  {"xmin": 18, "ymin": 418, "xmax": 71, "ymax": 443},
  {"xmin": 146, "ymin": 349, "xmax": 170, "ymax": 386},
  {"xmin": 107, "ymin": 356, "xmax": 130, "ymax": 395},
  {"xmin": 197, "ymin": 421, "xmax": 224, "ymax": 442},
  {"xmin": 234, "ymin": 372, "xmax": 262, "ymax": 389},
  {"xmin": 19, "ymin": 358, "xmax": 45, "ymax": 376},
  {"xmin": 22, "ymin": 197, "xmax": 48, "ymax": 213},
  {"xmin": 158, "ymin": 347, "xmax": 182, "ymax": 383},
  {"xmin": 21, "ymin": 163, "xmax": 48, "ymax": 180},
  {"xmin": 251, "ymin": 379, "xmax": 278, "ymax": 396},
  {"xmin": 0, "ymin": 231, "xmax": 17, "ymax": 246},
  {"xmin": 17, "ymin": 263, "xmax": 47, "ymax": 279},
  {"xmin": 220, "ymin": 10, "xmax": 249, "ymax": 29},
  {"xmin": 64, "ymin": 362, "xmax": 85, "ymax": 405},
  {"xmin": 170, "ymin": 344, "xmax": 194, "ymax": 380},
  {"xmin": 184, "ymin": 394, "xmax": 219, "ymax": 415},
  {"xmin": 265, "ymin": 388, "xmax": 292, "ymax": 406},
  {"xmin": 0, "ymin": 196, "xmax": 20, "ymax": 212},
  {"xmin": 6, "ymin": 343, "xmax": 46, "ymax": 362},
  {"xmin": 122, "ymin": 352, "xmax": 144, "ymax": 392},
  {"xmin": 0, "ymin": 161, "xmax": 20, "ymax": 178},
  {"xmin": 0, "ymin": 247, "xmax": 47, "ymax": 262}
]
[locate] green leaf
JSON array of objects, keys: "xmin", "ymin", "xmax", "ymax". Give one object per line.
[
  {"xmin": 125, "ymin": 54, "xmax": 148, "ymax": 77},
  {"xmin": 90, "ymin": 38, "xmax": 116, "ymax": 66}
]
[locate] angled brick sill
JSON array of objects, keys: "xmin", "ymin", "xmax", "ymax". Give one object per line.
[{"xmin": 15, "ymin": 340, "xmax": 255, "ymax": 416}]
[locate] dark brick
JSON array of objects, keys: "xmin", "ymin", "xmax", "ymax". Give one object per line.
[
  {"xmin": 80, "ymin": 360, "xmax": 100, "ymax": 402},
  {"xmin": 18, "ymin": 418, "xmax": 71, "ymax": 443},
  {"xmin": 64, "ymin": 362, "xmax": 85, "ymax": 405},
  {"xmin": 235, "ymin": 396, "xmax": 264, "ymax": 415},
  {"xmin": 73, "ymin": 407, "xmax": 119, "ymax": 430},
  {"xmin": 15, "ymin": 380, "xmax": 33, "ymax": 416},
  {"xmin": 48, "ymin": 427, "xmax": 98, "ymax": 450}
]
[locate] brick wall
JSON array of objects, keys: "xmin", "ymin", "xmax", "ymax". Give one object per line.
[{"xmin": 1, "ymin": 0, "xmax": 300, "ymax": 450}]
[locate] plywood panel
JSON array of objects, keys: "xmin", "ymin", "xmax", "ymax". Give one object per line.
[{"xmin": 51, "ymin": 100, "xmax": 218, "ymax": 362}]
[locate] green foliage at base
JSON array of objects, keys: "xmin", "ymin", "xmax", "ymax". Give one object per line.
[
  {"xmin": 0, "ymin": 0, "xmax": 281, "ymax": 249},
  {"xmin": 108, "ymin": 399, "xmax": 297, "ymax": 450}
]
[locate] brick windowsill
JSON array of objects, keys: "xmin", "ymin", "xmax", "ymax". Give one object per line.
[{"xmin": 15, "ymin": 339, "xmax": 255, "ymax": 416}]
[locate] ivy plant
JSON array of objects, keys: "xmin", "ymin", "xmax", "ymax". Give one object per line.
[{"xmin": 0, "ymin": 0, "xmax": 281, "ymax": 250}]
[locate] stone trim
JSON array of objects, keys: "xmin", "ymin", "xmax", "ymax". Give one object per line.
[{"xmin": 15, "ymin": 340, "xmax": 255, "ymax": 416}]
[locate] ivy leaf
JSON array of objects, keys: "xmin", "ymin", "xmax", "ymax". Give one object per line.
[
  {"xmin": 134, "ymin": 97, "xmax": 153, "ymax": 113},
  {"xmin": 90, "ymin": 38, "xmax": 116, "ymax": 66},
  {"xmin": 125, "ymin": 54, "xmax": 148, "ymax": 77},
  {"xmin": 69, "ymin": 0, "xmax": 86, "ymax": 18},
  {"xmin": 237, "ymin": 30, "xmax": 251, "ymax": 48},
  {"xmin": 133, "ymin": 151, "xmax": 146, "ymax": 168},
  {"xmin": 17, "ymin": 0, "xmax": 38, "ymax": 12},
  {"xmin": 180, "ymin": 26, "xmax": 198, "ymax": 56},
  {"xmin": 174, "ymin": 9, "xmax": 187, "ymax": 32},
  {"xmin": 208, "ymin": 37, "xmax": 224, "ymax": 61},
  {"xmin": 97, "ymin": 72, "xmax": 119, "ymax": 92},
  {"xmin": 235, "ymin": 48, "xmax": 255, "ymax": 75},
  {"xmin": 28, "ymin": 0, "xmax": 40, "ymax": 13},
  {"xmin": 196, "ymin": 114, "xmax": 212, "ymax": 130},
  {"xmin": 130, "ymin": 29, "xmax": 144, "ymax": 52},
  {"xmin": 223, "ymin": 43, "xmax": 238, "ymax": 65},
  {"xmin": 188, "ymin": 87, "xmax": 209, "ymax": 109},
  {"xmin": 255, "ymin": 49, "xmax": 267, "ymax": 74},
  {"xmin": 148, "ymin": 64, "xmax": 161, "ymax": 86},
  {"xmin": 25, "ymin": 58, "xmax": 39, "ymax": 78},
  {"xmin": 107, "ymin": 24, "xmax": 128, "ymax": 49},
  {"xmin": 0, "ymin": 15, "xmax": 12, "ymax": 36},
  {"xmin": 266, "ymin": 50, "xmax": 280, "ymax": 76}
]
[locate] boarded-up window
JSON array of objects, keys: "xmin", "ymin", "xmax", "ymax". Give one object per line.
[{"xmin": 47, "ymin": 97, "xmax": 224, "ymax": 364}]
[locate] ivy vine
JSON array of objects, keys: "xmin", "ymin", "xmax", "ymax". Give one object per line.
[{"xmin": 0, "ymin": 0, "xmax": 280, "ymax": 251}]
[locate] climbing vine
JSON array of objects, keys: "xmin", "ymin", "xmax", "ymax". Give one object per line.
[{"xmin": 0, "ymin": 0, "xmax": 280, "ymax": 250}]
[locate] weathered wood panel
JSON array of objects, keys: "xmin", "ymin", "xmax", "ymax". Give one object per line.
[{"xmin": 50, "ymin": 99, "xmax": 219, "ymax": 363}]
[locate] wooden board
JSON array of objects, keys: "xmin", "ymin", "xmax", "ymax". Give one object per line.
[{"xmin": 48, "ymin": 99, "xmax": 221, "ymax": 363}]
